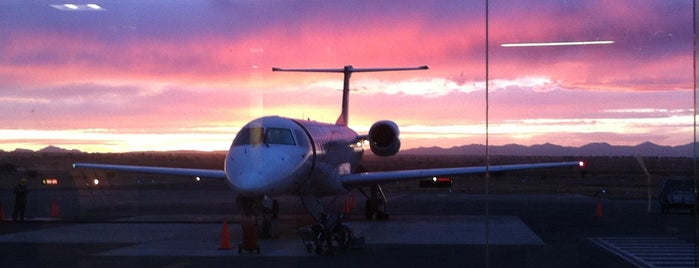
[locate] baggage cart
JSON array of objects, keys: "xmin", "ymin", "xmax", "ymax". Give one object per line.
[{"xmin": 239, "ymin": 215, "xmax": 260, "ymax": 254}]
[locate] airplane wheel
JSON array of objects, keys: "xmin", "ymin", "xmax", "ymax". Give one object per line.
[
  {"xmin": 334, "ymin": 225, "xmax": 352, "ymax": 249},
  {"xmin": 365, "ymin": 200, "xmax": 375, "ymax": 220},
  {"xmin": 272, "ymin": 200, "xmax": 279, "ymax": 220}
]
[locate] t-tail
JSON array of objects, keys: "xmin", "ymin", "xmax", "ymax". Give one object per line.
[{"xmin": 272, "ymin": 65, "xmax": 428, "ymax": 126}]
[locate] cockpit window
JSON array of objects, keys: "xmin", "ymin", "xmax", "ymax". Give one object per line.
[
  {"xmin": 265, "ymin": 128, "xmax": 296, "ymax": 145},
  {"xmin": 233, "ymin": 127, "xmax": 264, "ymax": 146},
  {"xmin": 233, "ymin": 127, "xmax": 295, "ymax": 146}
]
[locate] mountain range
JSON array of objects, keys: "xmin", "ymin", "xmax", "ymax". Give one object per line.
[
  {"xmin": 9, "ymin": 145, "xmax": 83, "ymax": 154},
  {"xmin": 4, "ymin": 142, "xmax": 699, "ymax": 157},
  {"xmin": 401, "ymin": 142, "xmax": 698, "ymax": 157}
]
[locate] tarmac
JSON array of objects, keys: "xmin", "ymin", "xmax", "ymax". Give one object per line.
[{"xmin": 0, "ymin": 186, "xmax": 696, "ymax": 267}]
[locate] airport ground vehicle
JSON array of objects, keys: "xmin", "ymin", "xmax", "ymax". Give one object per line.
[{"xmin": 659, "ymin": 179, "xmax": 697, "ymax": 213}]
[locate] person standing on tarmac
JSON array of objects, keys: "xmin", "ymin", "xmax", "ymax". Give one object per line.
[{"xmin": 13, "ymin": 178, "xmax": 28, "ymax": 222}]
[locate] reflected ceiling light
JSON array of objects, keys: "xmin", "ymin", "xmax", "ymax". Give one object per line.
[
  {"xmin": 50, "ymin": 3, "xmax": 105, "ymax": 11},
  {"xmin": 501, "ymin": 40, "xmax": 614, "ymax": 47}
]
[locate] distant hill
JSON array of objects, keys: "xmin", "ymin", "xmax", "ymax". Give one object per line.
[
  {"xmin": 402, "ymin": 142, "xmax": 697, "ymax": 157},
  {"xmin": 11, "ymin": 148, "xmax": 35, "ymax": 154},
  {"xmin": 11, "ymin": 146, "xmax": 82, "ymax": 154}
]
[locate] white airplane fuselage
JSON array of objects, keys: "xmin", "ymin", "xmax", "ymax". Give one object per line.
[{"xmin": 225, "ymin": 116, "xmax": 363, "ymax": 198}]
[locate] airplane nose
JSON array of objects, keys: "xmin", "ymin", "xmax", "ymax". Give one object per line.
[
  {"xmin": 225, "ymin": 144, "xmax": 308, "ymax": 197},
  {"xmin": 230, "ymin": 172, "xmax": 266, "ymax": 196}
]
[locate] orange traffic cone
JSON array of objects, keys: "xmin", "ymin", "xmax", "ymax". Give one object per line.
[
  {"xmin": 350, "ymin": 195, "xmax": 356, "ymax": 210},
  {"xmin": 594, "ymin": 199, "xmax": 603, "ymax": 218},
  {"xmin": 51, "ymin": 200, "xmax": 59, "ymax": 218},
  {"xmin": 344, "ymin": 195, "xmax": 351, "ymax": 214},
  {"xmin": 219, "ymin": 219, "xmax": 232, "ymax": 250}
]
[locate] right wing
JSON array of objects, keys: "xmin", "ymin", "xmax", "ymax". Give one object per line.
[
  {"xmin": 340, "ymin": 161, "xmax": 583, "ymax": 188},
  {"xmin": 72, "ymin": 163, "xmax": 227, "ymax": 179}
]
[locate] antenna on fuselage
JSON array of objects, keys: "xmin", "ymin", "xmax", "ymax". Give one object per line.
[{"xmin": 272, "ymin": 65, "xmax": 429, "ymax": 126}]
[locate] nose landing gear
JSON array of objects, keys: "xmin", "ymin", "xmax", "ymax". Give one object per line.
[
  {"xmin": 362, "ymin": 184, "xmax": 389, "ymax": 220},
  {"xmin": 299, "ymin": 213, "xmax": 361, "ymax": 255},
  {"xmin": 297, "ymin": 191, "xmax": 364, "ymax": 254}
]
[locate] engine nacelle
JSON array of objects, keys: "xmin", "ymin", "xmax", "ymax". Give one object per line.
[{"xmin": 368, "ymin": 120, "xmax": 401, "ymax": 156}]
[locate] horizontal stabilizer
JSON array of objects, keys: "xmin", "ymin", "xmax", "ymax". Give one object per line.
[
  {"xmin": 272, "ymin": 66, "xmax": 428, "ymax": 73},
  {"xmin": 272, "ymin": 65, "xmax": 429, "ymax": 126}
]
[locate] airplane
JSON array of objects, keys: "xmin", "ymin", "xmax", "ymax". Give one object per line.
[{"xmin": 73, "ymin": 65, "xmax": 583, "ymax": 247}]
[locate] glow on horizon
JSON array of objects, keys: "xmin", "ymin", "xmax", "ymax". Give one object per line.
[
  {"xmin": 0, "ymin": 129, "xmax": 234, "ymax": 153},
  {"xmin": 3, "ymin": 110, "xmax": 691, "ymax": 153}
]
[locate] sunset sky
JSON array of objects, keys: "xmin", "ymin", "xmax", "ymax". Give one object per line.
[{"xmin": 0, "ymin": 0, "xmax": 696, "ymax": 153}]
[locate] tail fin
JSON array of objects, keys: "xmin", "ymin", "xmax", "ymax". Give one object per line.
[{"xmin": 272, "ymin": 65, "xmax": 428, "ymax": 126}]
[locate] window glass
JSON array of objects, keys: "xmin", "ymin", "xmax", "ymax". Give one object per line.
[
  {"xmin": 232, "ymin": 127, "xmax": 264, "ymax": 146},
  {"xmin": 265, "ymin": 128, "xmax": 296, "ymax": 145}
]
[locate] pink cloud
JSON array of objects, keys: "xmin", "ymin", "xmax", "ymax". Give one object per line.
[{"xmin": 0, "ymin": 1, "xmax": 695, "ymax": 151}]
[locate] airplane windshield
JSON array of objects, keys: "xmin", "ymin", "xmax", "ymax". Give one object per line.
[
  {"xmin": 233, "ymin": 127, "xmax": 264, "ymax": 146},
  {"xmin": 265, "ymin": 128, "xmax": 296, "ymax": 145},
  {"xmin": 233, "ymin": 127, "xmax": 295, "ymax": 146}
]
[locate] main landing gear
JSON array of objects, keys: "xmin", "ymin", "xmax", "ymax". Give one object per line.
[{"xmin": 361, "ymin": 184, "xmax": 389, "ymax": 220}]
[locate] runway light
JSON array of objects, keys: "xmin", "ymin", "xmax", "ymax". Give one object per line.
[
  {"xmin": 578, "ymin": 161, "xmax": 585, "ymax": 167},
  {"xmin": 432, "ymin": 176, "xmax": 437, "ymax": 182},
  {"xmin": 93, "ymin": 179, "xmax": 100, "ymax": 185},
  {"xmin": 196, "ymin": 177, "xmax": 201, "ymax": 182},
  {"xmin": 43, "ymin": 178, "xmax": 59, "ymax": 185},
  {"xmin": 435, "ymin": 177, "xmax": 452, "ymax": 183}
]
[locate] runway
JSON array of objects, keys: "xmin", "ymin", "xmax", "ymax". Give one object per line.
[{"xmin": 0, "ymin": 188, "xmax": 696, "ymax": 267}]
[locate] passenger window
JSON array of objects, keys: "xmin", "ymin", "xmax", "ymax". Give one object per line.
[{"xmin": 265, "ymin": 128, "xmax": 296, "ymax": 145}]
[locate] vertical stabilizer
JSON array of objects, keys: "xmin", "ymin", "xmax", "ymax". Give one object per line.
[
  {"xmin": 272, "ymin": 65, "xmax": 428, "ymax": 126},
  {"xmin": 336, "ymin": 65, "xmax": 354, "ymax": 126}
]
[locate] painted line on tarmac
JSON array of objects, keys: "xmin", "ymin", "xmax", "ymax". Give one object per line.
[
  {"xmin": 351, "ymin": 215, "xmax": 543, "ymax": 245},
  {"xmin": 590, "ymin": 236, "xmax": 698, "ymax": 268}
]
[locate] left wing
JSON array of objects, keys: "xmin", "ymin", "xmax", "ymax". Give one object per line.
[
  {"xmin": 340, "ymin": 161, "xmax": 583, "ymax": 187},
  {"xmin": 72, "ymin": 163, "xmax": 227, "ymax": 179}
]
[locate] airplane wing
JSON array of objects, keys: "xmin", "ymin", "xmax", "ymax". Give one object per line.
[
  {"xmin": 72, "ymin": 163, "xmax": 227, "ymax": 179},
  {"xmin": 340, "ymin": 161, "xmax": 583, "ymax": 187}
]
